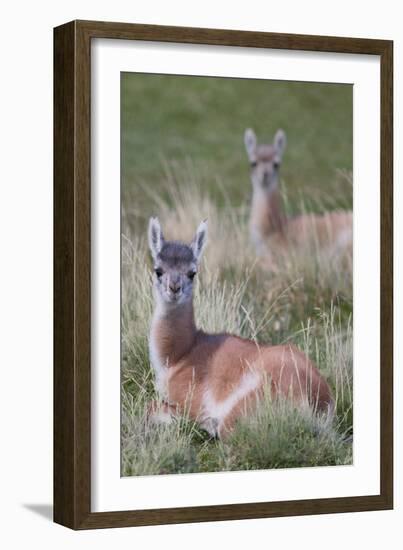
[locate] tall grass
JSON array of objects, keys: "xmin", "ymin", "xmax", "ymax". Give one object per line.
[{"xmin": 121, "ymin": 162, "xmax": 353, "ymax": 476}]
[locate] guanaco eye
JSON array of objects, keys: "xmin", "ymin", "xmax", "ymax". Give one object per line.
[
  {"xmin": 273, "ymin": 161, "xmax": 280, "ymax": 170},
  {"xmin": 250, "ymin": 161, "xmax": 257, "ymax": 169},
  {"xmin": 187, "ymin": 270, "xmax": 196, "ymax": 280},
  {"xmin": 154, "ymin": 268, "xmax": 163, "ymax": 278}
]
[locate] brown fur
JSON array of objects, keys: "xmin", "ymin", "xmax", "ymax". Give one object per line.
[
  {"xmin": 251, "ymin": 191, "xmax": 352, "ymax": 266},
  {"xmin": 152, "ymin": 302, "xmax": 333, "ymax": 438},
  {"xmin": 153, "ymin": 301, "xmax": 197, "ymax": 365},
  {"xmin": 251, "ymin": 189, "xmax": 286, "ymax": 236}
]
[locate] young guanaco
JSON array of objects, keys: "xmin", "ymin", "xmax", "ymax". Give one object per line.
[
  {"xmin": 147, "ymin": 217, "xmax": 334, "ymax": 438},
  {"xmin": 244, "ymin": 128, "xmax": 352, "ymax": 264}
]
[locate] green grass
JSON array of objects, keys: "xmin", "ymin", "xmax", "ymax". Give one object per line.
[
  {"xmin": 121, "ymin": 73, "xmax": 353, "ymax": 476},
  {"xmin": 122, "ymin": 73, "xmax": 352, "ymax": 212}
]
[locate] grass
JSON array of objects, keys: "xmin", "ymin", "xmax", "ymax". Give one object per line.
[{"xmin": 121, "ymin": 74, "xmax": 353, "ymax": 476}]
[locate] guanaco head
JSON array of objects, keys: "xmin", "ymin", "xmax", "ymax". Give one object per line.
[
  {"xmin": 244, "ymin": 128, "xmax": 287, "ymax": 194},
  {"xmin": 148, "ymin": 217, "xmax": 208, "ymax": 305}
]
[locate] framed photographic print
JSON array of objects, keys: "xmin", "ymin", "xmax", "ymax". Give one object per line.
[{"xmin": 54, "ymin": 20, "xmax": 393, "ymax": 529}]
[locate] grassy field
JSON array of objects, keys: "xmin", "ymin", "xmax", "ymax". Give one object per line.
[{"xmin": 121, "ymin": 73, "xmax": 353, "ymax": 476}]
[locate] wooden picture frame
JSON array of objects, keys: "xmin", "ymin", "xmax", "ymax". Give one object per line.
[{"xmin": 54, "ymin": 19, "xmax": 393, "ymax": 529}]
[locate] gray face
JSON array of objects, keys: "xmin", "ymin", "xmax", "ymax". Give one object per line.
[
  {"xmin": 152, "ymin": 242, "xmax": 198, "ymax": 305},
  {"xmin": 148, "ymin": 217, "xmax": 207, "ymax": 306},
  {"xmin": 250, "ymin": 144, "xmax": 281, "ymax": 194},
  {"xmin": 244, "ymin": 128, "xmax": 287, "ymax": 196}
]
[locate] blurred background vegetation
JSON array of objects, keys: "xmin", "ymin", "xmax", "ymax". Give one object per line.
[{"xmin": 122, "ymin": 73, "xmax": 352, "ymax": 212}]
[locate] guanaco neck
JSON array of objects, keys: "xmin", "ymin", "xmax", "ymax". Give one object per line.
[
  {"xmin": 151, "ymin": 295, "xmax": 197, "ymax": 366},
  {"xmin": 250, "ymin": 187, "xmax": 286, "ymax": 242}
]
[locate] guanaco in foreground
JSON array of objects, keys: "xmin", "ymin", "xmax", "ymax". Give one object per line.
[
  {"xmin": 244, "ymin": 128, "xmax": 352, "ymax": 263},
  {"xmin": 147, "ymin": 217, "xmax": 334, "ymax": 438}
]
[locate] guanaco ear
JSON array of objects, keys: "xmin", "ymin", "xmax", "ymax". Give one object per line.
[
  {"xmin": 191, "ymin": 220, "xmax": 208, "ymax": 262},
  {"xmin": 244, "ymin": 128, "xmax": 257, "ymax": 163},
  {"xmin": 273, "ymin": 129, "xmax": 287, "ymax": 158},
  {"xmin": 148, "ymin": 217, "xmax": 165, "ymax": 261}
]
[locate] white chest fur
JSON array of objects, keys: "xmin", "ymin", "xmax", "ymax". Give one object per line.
[{"xmin": 149, "ymin": 317, "xmax": 169, "ymax": 399}]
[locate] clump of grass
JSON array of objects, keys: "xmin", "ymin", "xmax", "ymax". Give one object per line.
[
  {"xmin": 121, "ymin": 236, "xmax": 154, "ymax": 395},
  {"xmin": 219, "ymin": 392, "xmax": 351, "ymax": 471},
  {"xmin": 122, "ymin": 390, "xmax": 202, "ymax": 476}
]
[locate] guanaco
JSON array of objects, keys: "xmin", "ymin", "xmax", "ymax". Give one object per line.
[
  {"xmin": 244, "ymin": 128, "xmax": 352, "ymax": 263},
  {"xmin": 147, "ymin": 217, "xmax": 334, "ymax": 438}
]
